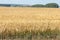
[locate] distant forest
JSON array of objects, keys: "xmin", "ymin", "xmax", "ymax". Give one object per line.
[{"xmin": 0, "ymin": 3, "xmax": 59, "ymax": 8}]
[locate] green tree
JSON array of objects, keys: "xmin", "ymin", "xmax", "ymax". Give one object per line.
[
  {"xmin": 45, "ymin": 3, "xmax": 59, "ymax": 8},
  {"xmin": 32, "ymin": 4, "xmax": 45, "ymax": 7}
]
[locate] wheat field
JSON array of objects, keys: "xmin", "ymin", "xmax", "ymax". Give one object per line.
[{"xmin": 0, "ymin": 7, "xmax": 60, "ymax": 33}]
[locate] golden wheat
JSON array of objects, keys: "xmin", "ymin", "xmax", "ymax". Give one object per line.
[{"xmin": 0, "ymin": 7, "xmax": 60, "ymax": 33}]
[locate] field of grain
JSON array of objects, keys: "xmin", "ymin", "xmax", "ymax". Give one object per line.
[
  {"xmin": 0, "ymin": 7, "xmax": 60, "ymax": 40},
  {"xmin": 0, "ymin": 7, "xmax": 60, "ymax": 32}
]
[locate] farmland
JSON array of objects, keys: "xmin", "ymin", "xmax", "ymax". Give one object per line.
[{"xmin": 0, "ymin": 7, "xmax": 60, "ymax": 40}]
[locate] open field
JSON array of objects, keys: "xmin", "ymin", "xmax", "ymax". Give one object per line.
[
  {"xmin": 0, "ymin": 7, "xmax": 60, "ymax": 31},
  {"xmin": 0, "ymin": 7, "xmax": 60, "ymax": 40}
]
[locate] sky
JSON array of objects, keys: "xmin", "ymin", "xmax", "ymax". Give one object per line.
[{"xmin": 0, "ymin": 0, "xmax": 60, "ymax": 6}]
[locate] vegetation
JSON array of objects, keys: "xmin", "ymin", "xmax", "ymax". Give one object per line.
[
  {"xmin": 0, "ymin": 28, "xmax": 60, "ymax": 39},
  {"xmin": 32, "ymin": 4, "xmax": 44, "ymax": 7},
  {"xmin": 45, "ymin": 3, "xmax": 59, "ymax": 8},
  {"xmin": 32, "ymin": 3, "xmax": 59, "ymax": 8},
  {"xmin": 0, "ymin": 8, "xmax": 60, "ymax": 40},
  {"xmin": 0, "ymin": 3, "xmax": 59, "ymax": 8}
]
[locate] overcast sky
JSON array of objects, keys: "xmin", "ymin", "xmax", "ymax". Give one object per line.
[{"xmin": 0, "ymin": 0, "xmax": 60, "ymax": 6}]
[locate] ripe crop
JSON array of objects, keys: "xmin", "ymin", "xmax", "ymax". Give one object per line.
[{"xmin": 0, "ymin": 7, "xmax": 60, "ymax": 39}]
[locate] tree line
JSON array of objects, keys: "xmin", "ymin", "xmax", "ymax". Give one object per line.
[
  {"xmin": 0, "ymin": 3, "xmax": 59, "ymax": 8},
  {"xmin": 32, "ymin": 3, "xmax": 59, "ymax": 8}
]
